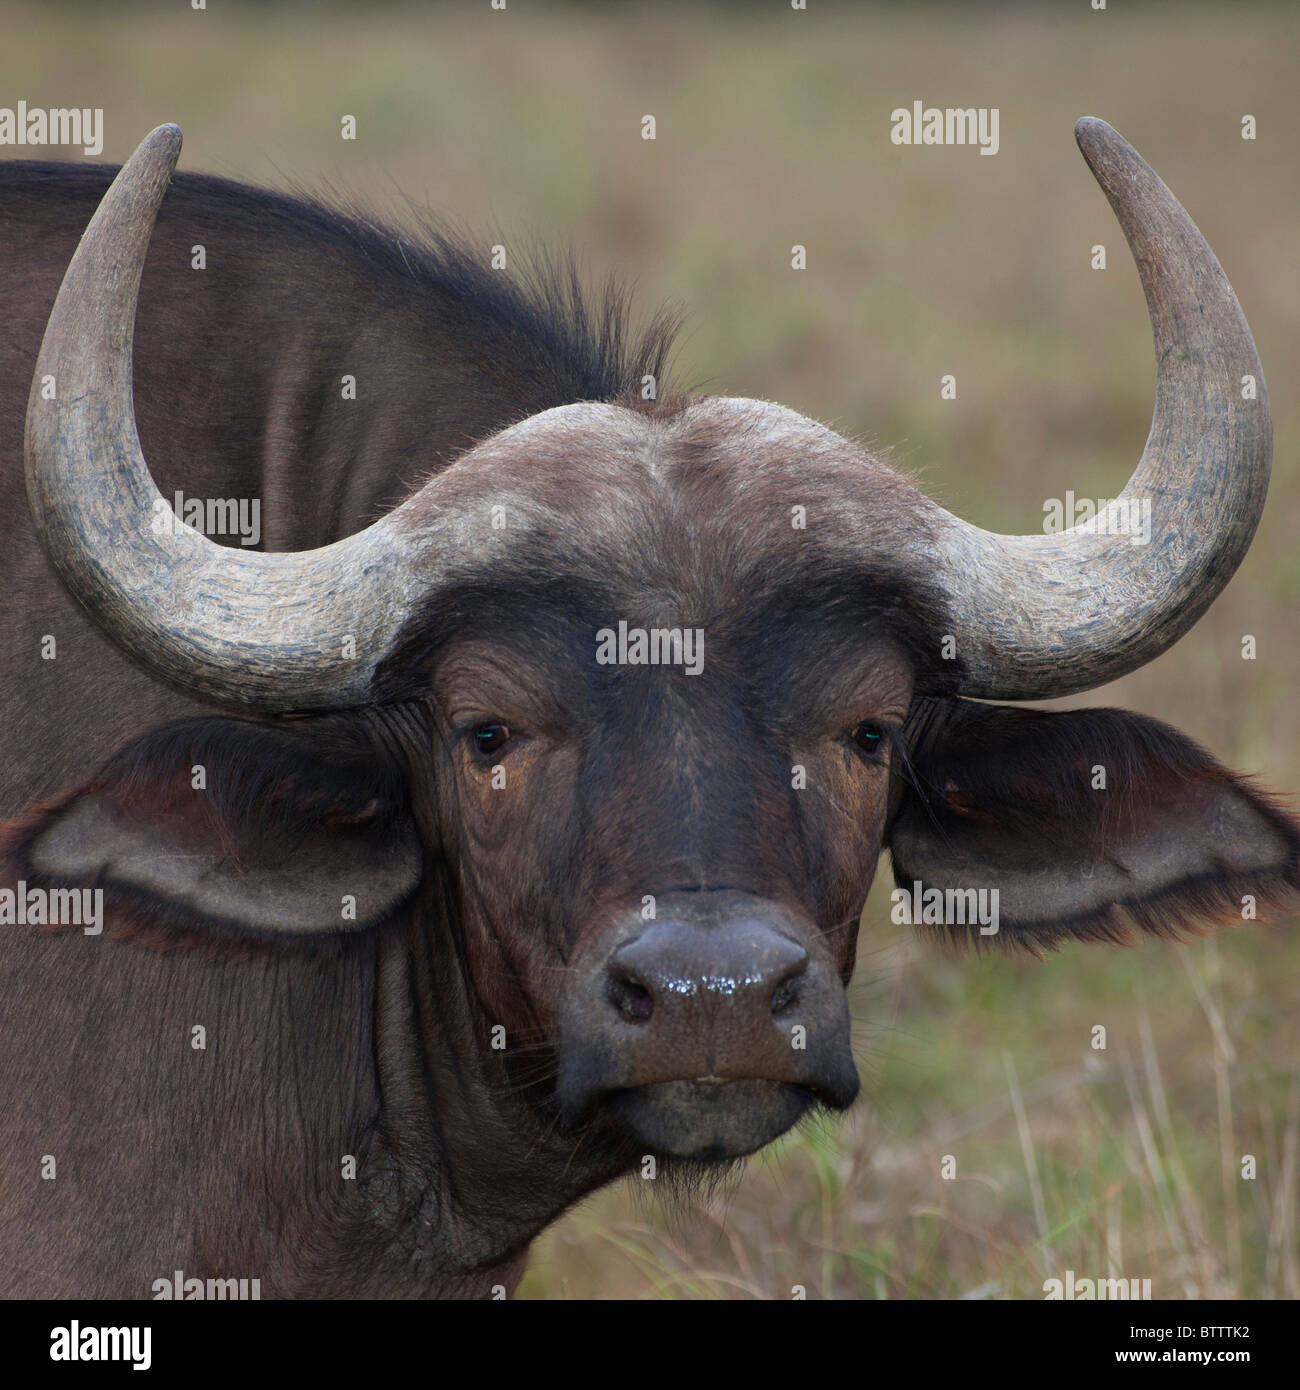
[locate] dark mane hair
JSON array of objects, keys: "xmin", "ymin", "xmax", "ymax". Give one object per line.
[
  {"xmin": 1, "ymin": 159, "xmax": 683, "ymax": 412},
  {"xmin": 333, "ymin": 195, "xmax": 685, "ymax": 410}
]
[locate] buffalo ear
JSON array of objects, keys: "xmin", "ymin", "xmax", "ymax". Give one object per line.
[
  {"xmin": 17, "ymin": 716, "xmax": 423, "ymax": 937},
  {"xmin": 887, "ymin": 699, "xmax": 1300, "ymax": 950}
]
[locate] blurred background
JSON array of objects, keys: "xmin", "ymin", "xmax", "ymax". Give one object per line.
[{"xmin": 3, "ymin": 0, "xmax": 1295, "ymax": 1298}]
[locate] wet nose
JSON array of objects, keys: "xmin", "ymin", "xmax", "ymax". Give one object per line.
[
  {"xmin": 606, "ymin": 917, "xmax": 810, "ymax": 1027},
  {"xmin": 556, "ymin": 893, "xmax": 860, "ymax": 1145}
]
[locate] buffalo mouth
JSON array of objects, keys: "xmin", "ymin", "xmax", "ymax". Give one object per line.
[
  {"xmin": 599, "ymin": 1077, "xmax": 849, "ymax": 1161},
  {"xmin": 555, "ymin": 892, "xmax": 862, "ymax": 1159}
]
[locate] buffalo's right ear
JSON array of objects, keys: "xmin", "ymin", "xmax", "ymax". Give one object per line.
[{"xmin": 12, "ymin": 716, "xmax": 423, "ymax": 938}]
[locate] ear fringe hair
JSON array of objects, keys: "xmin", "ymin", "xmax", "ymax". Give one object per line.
[{"xmin": 912, "ymin": 865, "xmax": 1300, "ymax": 960}]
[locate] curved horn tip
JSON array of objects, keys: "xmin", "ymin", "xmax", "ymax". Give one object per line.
[
  {"xmin": 134, "ymin": 123, "xmax": 183, "ymax": 169},
  {"xmin": 1073, "ymin": 116, "xmax": 1134, "ymax": 162}
]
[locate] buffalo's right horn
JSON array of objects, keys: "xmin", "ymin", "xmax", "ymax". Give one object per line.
[{"xmin": 25, "ymin": 124, "xmax": 454, "ymax": 713}]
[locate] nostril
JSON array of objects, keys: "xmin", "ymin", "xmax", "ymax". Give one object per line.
[
  {"xmin": 606, "ymin": 920, "xmax": 811, "ymax": 1025},
  {"xmin": 608, "ymin": 973, "xmax": 654, "ymax": 1024},
  {"xmin": 767, "ymin": 943, "xmax": 809, "ymax": 1016},
  {"xmin": 769, "ymin": 977, "xmax": 800, "ymax": 1016}
]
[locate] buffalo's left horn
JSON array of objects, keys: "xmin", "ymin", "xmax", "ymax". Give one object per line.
[
  {"xmin": 928, "ymin": 118, "xmax": 1271, "ymax": 700},
  {"xmin": 25, "ymin": 124, "xmax": 446, "ymax": 712}
]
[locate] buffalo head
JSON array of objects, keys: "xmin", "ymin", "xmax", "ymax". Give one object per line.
[{"xmin": 20, "ymin": 120, "xmax": 1298, "ymax": 1165}]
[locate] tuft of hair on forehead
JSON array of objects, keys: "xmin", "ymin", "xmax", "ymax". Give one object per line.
[
  {"xmin": 288, "ymin": 179, "xmax": 688, "ymax": 412},
  {"xmin": 376, "ymin": 220, "xmax": 685, "ymax": 413}
]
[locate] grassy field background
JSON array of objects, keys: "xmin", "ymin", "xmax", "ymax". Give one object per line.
[{"xmin": 2, "ymin": 0, "xmax": 1295, "ymax": 1298}]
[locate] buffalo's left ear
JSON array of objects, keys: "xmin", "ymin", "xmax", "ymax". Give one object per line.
[{"xmin": 887, "ymin": 699, "xmax": 1300, "ymax": 948}]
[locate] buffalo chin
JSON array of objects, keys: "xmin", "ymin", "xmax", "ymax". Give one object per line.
[{"xmin": 602, "ymin": 1079, "xmax": 815, "ymax": 1160}]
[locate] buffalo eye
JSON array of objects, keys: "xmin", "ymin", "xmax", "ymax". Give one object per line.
[
  {"xmin": 471, "ymin": 722, "xmax": 511, "ymax": 757},
  {"xmin": 851, "ymin": 722, "xmax": 886, "ymax": 756}
]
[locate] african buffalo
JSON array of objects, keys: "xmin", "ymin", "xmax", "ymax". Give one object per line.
[{"xmin": 0, "ymin": 119, "xmax": 1294, "ymax": 1298}]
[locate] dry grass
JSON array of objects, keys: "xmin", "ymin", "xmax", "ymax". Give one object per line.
[{"xmin": 4, "ymin": 0, "xmax": 1296, "ymax": 1298}]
